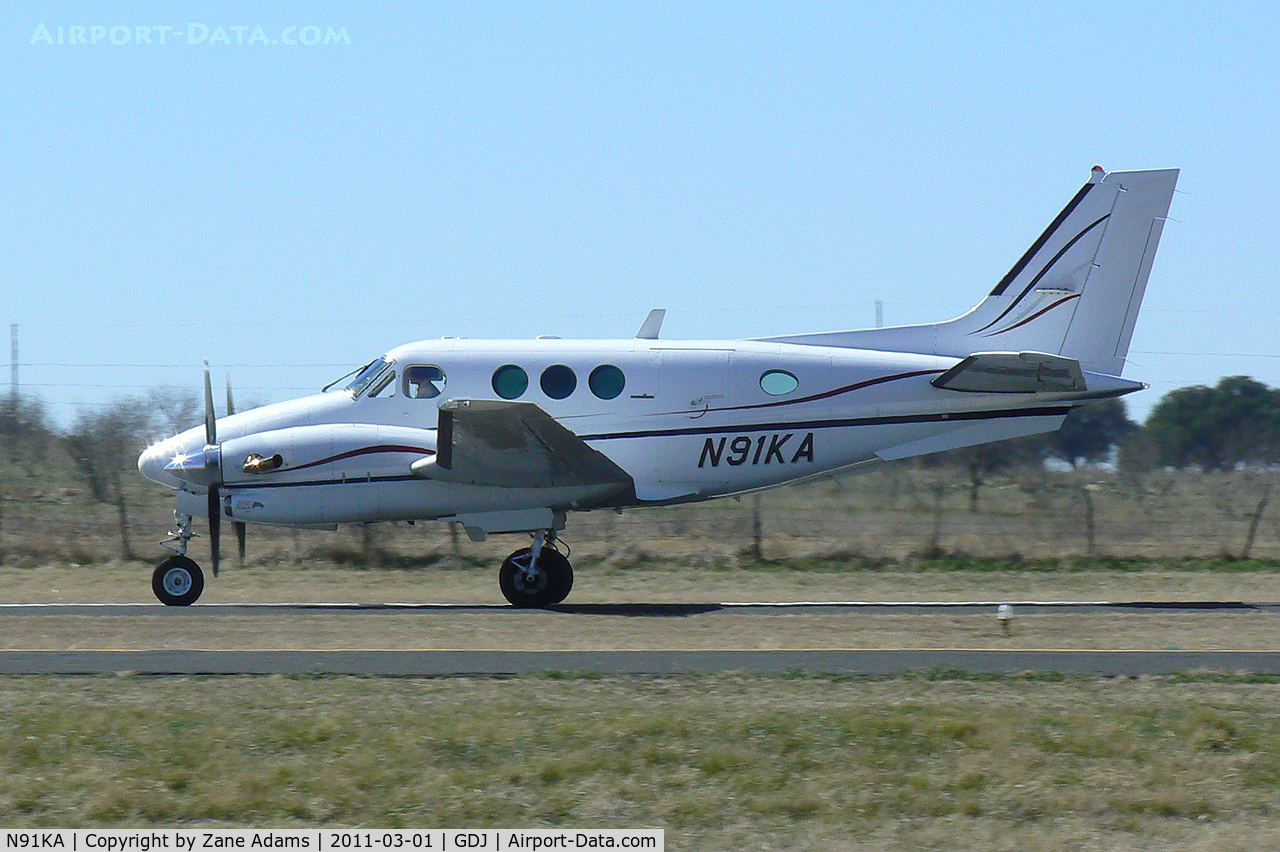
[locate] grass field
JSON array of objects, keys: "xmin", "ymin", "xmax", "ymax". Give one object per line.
[{"xmin": 1, "ymin": 674, "xmax": 1279, "ymax": 851}]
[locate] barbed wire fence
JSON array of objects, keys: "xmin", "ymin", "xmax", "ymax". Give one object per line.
[{"xmin": 3, "ymin": 465, "xmax": 1279, "ymax": 568}]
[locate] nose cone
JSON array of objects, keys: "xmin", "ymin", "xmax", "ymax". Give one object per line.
[
  {"xmin": 138, "ymin": 441, "xmax": 177, "ymax": 488},
  {"xmin": 138, "ymin": 432, "xmax": 202, "ymax": 489}
]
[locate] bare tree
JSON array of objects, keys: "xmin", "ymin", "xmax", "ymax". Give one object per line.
[
  {"xmin": 146, "ymin": 387, "xmax": 200, "ymax": 438},
  {"xmin": 65, "ymin": 399, "xmax": 151, "ymax": 560},
  {"xmin": 0, "ymin": 394, "xmax": 53, "ymax": 477}
]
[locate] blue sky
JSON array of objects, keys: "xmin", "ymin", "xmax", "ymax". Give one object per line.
[{"xmin": 3, "ymin": 2, "xmax": 1278, "ymax": 426}]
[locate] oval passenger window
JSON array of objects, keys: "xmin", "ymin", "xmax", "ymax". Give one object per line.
[
  {"xmin": 492, "ymin": 364, "xmax": 529, "ymax": 400},
  {"xmin": 760, "ymin": 369, "xmax": 799, "ymax": 396},
  {"xmin": 540, "ymin": 365, "xmax": 577, "ymax": 400},
  {"xmin": 589, "ymin": 364, "xmax": 626, "ymax": 400}
]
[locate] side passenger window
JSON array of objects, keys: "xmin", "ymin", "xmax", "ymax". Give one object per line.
[
  {"xmin": 404, "ymin": 366, "xmax": 447, "ymax": 399},
  {"xmin": 492, "ymin": 365, "xmax": 529, "ymax": 400}
]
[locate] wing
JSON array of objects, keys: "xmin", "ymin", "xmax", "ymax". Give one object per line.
[{"xmin": 410, "ymin": 399, "xmax": 634, "ymax": 492}]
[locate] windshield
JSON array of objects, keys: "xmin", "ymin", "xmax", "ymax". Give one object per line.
[{"xmin": 339, "ymin": 357, "xmax": 393, "ymax": 397}]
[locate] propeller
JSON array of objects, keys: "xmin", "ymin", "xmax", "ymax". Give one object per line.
[
  {"xmin": 226, "ymin": 375, "xmax": 248, "ymax": 568},
  {"xmin": 208, "ymin": 487, "xmax": 221, "ymax": 577},
  {"xmin": 161, "ymin": 361, "xmax": 236, "ymax": 576},
  {"xmin": 203, "ymin": 360, "xmax": 222, "ymax": 578}
]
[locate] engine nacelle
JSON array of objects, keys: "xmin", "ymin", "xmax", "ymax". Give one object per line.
[{"xmin": 217, "ymin": 423, "xmax": 436, "ymax": 526}]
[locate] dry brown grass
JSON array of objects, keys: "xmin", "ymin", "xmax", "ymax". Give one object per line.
[
  {"xmin": 2, "ymin": 610, "xmax": 1279, "ymax": 654},
  {"xmin": 9, "ymin": 465, "xmax": 1280, "ymax": 566},
  {"xmin": 3, "ymin": 560, "xmax": 1280, "ymax": 606},
  {"xmin": 2, "ymin": 561, "xmax": 1279, "ymax": 654}
]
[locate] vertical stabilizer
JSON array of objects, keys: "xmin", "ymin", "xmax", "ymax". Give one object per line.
[
  {"xmin": 1056, "ymin": 169, "xmax": 1177, "ymax": 375},
  {"xmin": 762, "ymin": 167, "xmax": 1178, "ymax": 376}
]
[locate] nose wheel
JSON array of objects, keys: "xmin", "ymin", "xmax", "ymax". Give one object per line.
[
  {"xmin": 152, "ymin": 555, "xmax": 205, "ymax": 606},
  {"xmin": 499, "ymin": 533, "xmax": 573, "ymax": 607}
]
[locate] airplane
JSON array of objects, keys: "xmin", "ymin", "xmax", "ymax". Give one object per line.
[{"xmin": 138, "ymin": 166, "xmax": 1179, "ymax": 607}]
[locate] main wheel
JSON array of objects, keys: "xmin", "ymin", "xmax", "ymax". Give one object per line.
[
  {"xmin": 152, "ymin": 555, "xmax": 205, "ymax": 606},
  {"xmin": 499, "ymin": 547, "xmax": 573, "ymax": 608}
]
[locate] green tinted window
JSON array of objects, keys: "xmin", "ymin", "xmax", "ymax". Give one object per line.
[
  {"xmin": 760, "ymin": 369, "xmax": 799, "ymax": 396},
  {"xmin": 492, "ymin": 364, "xmax": 529, "ymax": 400},
  {"xmin": 588, "ymin": 364, "xmax": 626, "ymax": 400}
]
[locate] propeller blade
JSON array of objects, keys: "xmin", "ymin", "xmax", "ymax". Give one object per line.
[
  {"xmin": 226, "ymin": 376, "xmax": 236, "ymax": 417},
  {"xmin": 203, "ymin": 360, "xmax": 217, "ymax": 446},
  {"xmin": 234, "ymin": 521, "xmax": 247, "ymax": 567},
  {"xmin": 208, "ymin": 486, "xmax": 221, "ymax": 578}
]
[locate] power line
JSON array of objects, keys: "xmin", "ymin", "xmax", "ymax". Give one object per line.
[
  {"xmin": 1, "ymin": 363, "xmax": 349, "ymax": 370},
  {"xmin": 1132, "ymin": 350, "xmax": 1280, "ymax": 360}
]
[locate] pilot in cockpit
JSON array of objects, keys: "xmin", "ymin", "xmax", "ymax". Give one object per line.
[{"xmin": 406, "ymin": 365, "xmax": 446, "ymax": 399}]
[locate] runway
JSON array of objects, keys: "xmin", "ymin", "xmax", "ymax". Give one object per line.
[
  {"xmin": 2, "ymin": 600, "xmax": 1276, "ymax": 616},
  {"xmin": 0, "ymin": 648, "xmax": 1278, "ymax": 676},
  {"xmin": 1, "ymin": 600, "xmax": 1278, "ymax": 675}
]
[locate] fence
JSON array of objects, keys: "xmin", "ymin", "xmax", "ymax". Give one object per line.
[{"xmin": 2, "ymin": 465, "xmax": 1278, "ymax": 567}]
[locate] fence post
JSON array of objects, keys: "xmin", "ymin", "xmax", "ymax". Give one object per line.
[
  {"xmin": 1242, "ymin": 483, "xmax": 1273, "ymax": 560},
  {"xmin": 750, "ymin": 494, "xmax": 763, "ymax": 561}
]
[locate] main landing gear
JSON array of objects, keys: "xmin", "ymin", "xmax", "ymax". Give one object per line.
[
  {"xmin": 499, "ymin": 529, "xmax": 573, "ymax": 608},
  {"xmin": 152, "ymin": 512, "xmax": 206, "ymax": 606},
  {"xmin": 148, "ymin": 514, "xmax": 573, "ymax": 608}
]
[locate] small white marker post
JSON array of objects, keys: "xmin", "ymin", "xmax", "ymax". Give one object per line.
[{"xmin": 997, "ymin": 604, "xmax": 1014, "ymax": 636}]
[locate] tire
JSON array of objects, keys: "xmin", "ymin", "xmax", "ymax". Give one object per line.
[
  {"xmin": 152, "ymin": 555, "xmax": 205, "ymax": 606},
  {"xmin": 499, "ymin": 547, "xmax": 573, "ymax": 607},
  {"xmin": 542, "ymin": 549, "xmax": 574, "ymax": 605}
]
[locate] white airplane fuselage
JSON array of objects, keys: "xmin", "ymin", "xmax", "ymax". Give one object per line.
[{"xmin": 138, "ymin": 338, "xmax": 1118, "ymax": 529}]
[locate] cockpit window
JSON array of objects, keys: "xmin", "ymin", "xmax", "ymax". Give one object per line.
[
  {"xmin": 368, "ymin": 370, "xmax": 397, "ymax": 398},
  {"xmin": 343, "ymin": 357, "xmax": 393, "ymax": 397},
  {"xmin": 404, "ymin": 365, "xmax": 447, "ymax": 399}
]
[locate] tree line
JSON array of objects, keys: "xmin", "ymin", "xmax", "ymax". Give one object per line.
[
  {"xmin": 0, "ymin": 389, "xmax": 197, "ymax": 558},
  {"xmin": 924, "ymin": 375, "xmax": 1280, "ymax": 475}
]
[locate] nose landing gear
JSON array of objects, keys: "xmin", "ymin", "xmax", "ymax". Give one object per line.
[
  {"xmin": 152, "ymin": 511, "xmax": 206, "ymax": 606},
  {"xmin": 499, "ymin": 529, "xmax": 573, "ymax": 608},
  {"xmin": 152, "ymin": 555, "xmax": 205, "ymax": 607}
]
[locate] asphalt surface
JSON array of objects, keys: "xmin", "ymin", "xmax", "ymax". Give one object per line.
[
  {"xmin": 2, "ymin": 600, "xmax": 1277, "ymax": 616},
  {"xmin": 0, "ymin": 600, "xmax": 1277, "ymax": 675},
  {"xmin": 0, "ymin": 648, "xmax": 1278, "ymax": 676}
]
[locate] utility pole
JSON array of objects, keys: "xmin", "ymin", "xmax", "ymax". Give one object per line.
[
  {"xmin": 8, "ymin": 323, "xmax": 16, "ymax": 400},
  {"xmin": 874, "ymin": 300, "xmax": 884, "ymax": 328}
]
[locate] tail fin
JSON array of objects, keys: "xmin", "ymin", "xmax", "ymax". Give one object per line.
[{"xmin": 763, "ymin": 167, "xmax": 1179, "ymax": 376}]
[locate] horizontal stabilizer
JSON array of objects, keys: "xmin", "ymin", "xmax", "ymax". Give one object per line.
[
  {"xmin": 412, "ymin": 399, "xmax": 633, "ymax": 492},
  {"xmin": 932, "ymin": 351, "xmax": 1085, "ymax": 394}
]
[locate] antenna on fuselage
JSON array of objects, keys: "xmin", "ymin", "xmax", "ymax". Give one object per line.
[{"xmin": 635, "ymin": 309, "xmax": 666, "ymax": 340}]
